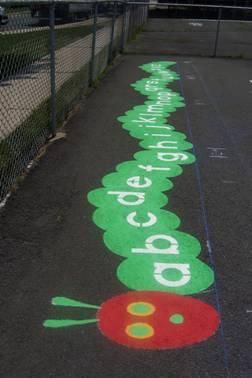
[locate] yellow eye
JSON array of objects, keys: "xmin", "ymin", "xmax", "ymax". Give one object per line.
[
  {"xmin": 125, "ymin": 323, "xmax": 154, "ymax": 339},
  {"xmin": 127, "ymin": 302, "xmax": 155, "ymax": 316}
]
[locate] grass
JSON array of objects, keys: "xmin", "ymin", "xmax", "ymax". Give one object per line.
[
  {"xmin": 0, "ymin": 23, "xmax": 100, "ymax": 80},
  {"xmin": 93, "ymin": 45, "xmax": 109, "ymax": 80},
  {"xmin": 56, "ymin": 62, "xmax": 90, "ymax": 125},
  {"xmin": 0, "ymin": 98, "xmax": 50, "ymax": 199},
  {"xmin": 0, "ymin": 9, "xmax": 137, "ymax": 201},
  {"xmin": 6, "ymin": 6, "xmax": 28, "ymax": 15}
]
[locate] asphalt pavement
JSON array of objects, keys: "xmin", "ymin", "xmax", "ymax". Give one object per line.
[
  {"xmin": 0, "ymin": 19, "xmax": 252, "ymax": 378},
  {"xmin": 127, "ymin": 18, "xmax": 252, "ymax": 58}
]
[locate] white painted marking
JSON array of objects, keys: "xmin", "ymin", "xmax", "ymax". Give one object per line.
[
  {"xmin": 107, "ymin": 191, "xmax": 145, "ymax": 206},
  {"xmin": 0, "ymin": 193, "xmax": 11, "ymax": 209},
  {"xmin": 207, "ymin": 147, "xmax": 228, "ymax": 159},
  {"xmin": 184, "ymin": 18, "xmax": 252, "ymax": 24},
  {"xmin": 206, "ymin": 240, "xmax": 211, "ymax": 254},
  {"xmin": 158, "ymin": 152, "xmax": 188, "ymax": 162},
  {"xmin": 132, "ymin": 234, "xmax": 179, "ymax": 255},
  {"xmin": 194, "ymin": 99, "xmax": 206, "ymax": 106},
  {"xmin": 138, "ymin": 164, "xmax": 171, "ymax": 172},
  {"xmin": 207, "ymin": 147, "xmax": 226, "ymax": 150},
  {"xmin": 154, "ymin": 263, "xmax": 191, "ymax": 287},
  {"xmin": 127, "ymin": 212, "xmax": 157, "ymax": 228},
  {"xmin": 27, "ymin": 160, "xmax": 34, "ymax": 169},
  {"xmin": 127, "ymin": 176, "xmax": 152, "ymax": 189},
  {"xmin": 189, "ymin": 22, "xmax": 203, "ymax": 27},
  {"xmin": 186, "ymin": 74, "xmax": 196, "ymax": 80},
  {"xmin": 209, "ymin": 155, "xmax": 229, "ymax": 159},
  {"xmin": 222, "ymin": 180, "xmax": 237, "ymax": 184},
  {"xmin": 144, "ymin": 133, "xmax": 172, "ymax": 137}
]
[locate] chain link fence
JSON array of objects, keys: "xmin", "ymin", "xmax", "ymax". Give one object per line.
[{"xmin": 0, "ymin": 0, "xmax": 148, "ymax": 203}]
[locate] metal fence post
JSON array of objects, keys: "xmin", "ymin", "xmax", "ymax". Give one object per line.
[
  {"xmin": 124, "ymin": 5, "xmax": 130, "ymax": 44},
  {"xmin": 134, "ymin": 6, "xmax": 137, "ymax": 33},
  {"xmin": 136, "ymin": 5, "xmax": 139, "ymax": 30},
  {"xmin": 143, "ymin": 2, "xmax": 146, "ymax": 24},
  {"xmin": 49, "ymin": 2, "xmax": 56, "ymax": 137},
  {"xmin": 145, "ymin": 0, "xmax": 149, "ymax": 24},
  {"xmin": 90, "ymin": 2, "xmax": 98, "ymax": 85},
  {"xmin": 132, "ymin": 5, "xmax": 135, "ymax": 35},
  {"xmin": 144, "ymin": 3, "xmax": 148, "ymax": 24},
  {"xmin": 135, "ymin": 6, "xmax": 138, "ymax": 32},
  {"xmin": 120, "ymin": 3, "xmax": 127, "ymax": 53},
  {"xmin": 138, "ymin": 5, "xmax": 141, "ymax": 29},
  {"xmin": 213, "ymin": 7, "xmax": 222, "ymax": 57},
  {"xmin": 141, "ymin": 4, "xmax": 144, "ymax": 27},
  {"xmin": 109, "ymin": 1, "xmax": 117, "ymax": 63},
  {"xmin": 128, "ymin": 5, "xmax": 132, "ymax": 40}
]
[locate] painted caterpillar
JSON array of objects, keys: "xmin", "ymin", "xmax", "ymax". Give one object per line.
[{"xmin": 44, "ymin": 61, "xmax": 220, "ymax": 350}]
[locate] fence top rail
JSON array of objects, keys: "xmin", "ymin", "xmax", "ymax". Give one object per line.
[
  {"xmin": 128, "ymin": 2, "xmax": 252, "ymax": 11},
  {"xmin": 1, "ymin": 0, "xmax": 252, "ymax": 9},
  {"xmin": 0, "ymin": 0, "xmax": 127, "ymax": 5}
]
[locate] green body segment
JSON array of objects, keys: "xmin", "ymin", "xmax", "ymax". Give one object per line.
[
  {"xmin": 104, "ymin": 228, "xmax": 202, "ymax": 259},
  {"xmin": 93, "ymin": 207, "xmax": 181, "ymax": 232},
  {"xmin": 87, "ymin": 61, "xmax": 214, "ymax": 295},
  {"xmin": 101, "ymin": 171, "xmax": 173, "ymax": 192},
  {"xmin": 117, "ymin": 255, "xmax": 214, "ymax": 295}
]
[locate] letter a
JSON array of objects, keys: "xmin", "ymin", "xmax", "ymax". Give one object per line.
[{"xmin": 154, "ymin": 263, "xmax": 191, "ymax": 287}]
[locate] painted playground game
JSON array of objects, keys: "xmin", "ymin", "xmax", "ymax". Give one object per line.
[
  {"xmin": 1, "ymin": 7, "xmax": 252, "ymax": 376},
  {"xmin": 44, "ymin": 61, "xmax": 220, "ymax": 350}
]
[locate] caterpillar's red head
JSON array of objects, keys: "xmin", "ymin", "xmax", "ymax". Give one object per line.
[
  {"xmin": 44, "ymin": 291, "xmax": 219, "ymax": 350},
  {"xmin": 98, "ymin": 291, "xmax": 220, "ymax": 349}
]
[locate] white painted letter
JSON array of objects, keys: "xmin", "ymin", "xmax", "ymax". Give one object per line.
[
  {"xmin": 149, "ymin": 141, "xmax": 178, "ymax": 149},
  {"xmin": 127, "ymin": 176, "xmax": 152, "ymax": 189},
  {"xmin": 127, "ymin": 212, "xmax": 157, "ymax": 228},
  {"xmin": 107, "ymin": 191, "xmax": 145, "ymax": 206},
  {"xmin": 132, "ymin": 234, "xmax": 179, "ymax": 254},
  {"xmin": 154, "ymin": 263, "xmax": 191, "ymax": 287},
  {"xmin": 157, "ymin": 152, "xmax": 188, "ymax": 162},
  {"xmin": 138, "ymin": 164, "xmax": 171, "ymax": 172}
]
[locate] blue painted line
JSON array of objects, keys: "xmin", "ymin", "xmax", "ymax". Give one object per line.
[{"xmin": 177, "ymin": 62, "xmax": 230, "ymax": 376}]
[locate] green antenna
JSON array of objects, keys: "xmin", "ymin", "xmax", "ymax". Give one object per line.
[
  {"xmin": 43, "ymin": 318, "xmax": 98, "ymax": 328},
  {"xmin": 51, "ymin": 297, "xmax": 100, "ymax": 309}
]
